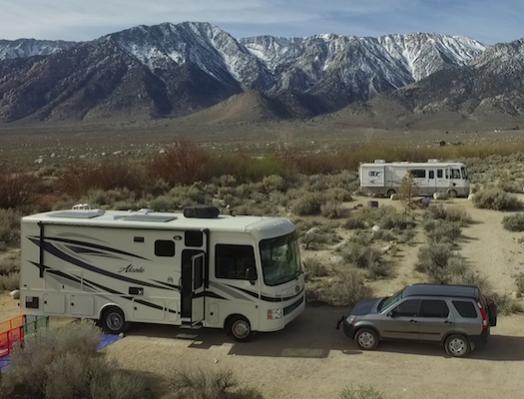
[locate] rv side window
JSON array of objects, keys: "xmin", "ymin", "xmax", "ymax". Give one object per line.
[
  {"xmin": 428, "ymin": 170, "xmax": 434, "ymax": 179},
  {"xmin": 215, "ymin": 245, "xmax": 256, "ymax": 280},
  {"xmin": 461, "ymin": 167, "xmax": 467, "ymax": 179},
  {"xmin": 451, "ymin": 169, "xmax": 461, "ymax": 179},
  {"xmin": 185, "ymin": 231, "xmax": 204, "ymax": 247},
  {"xmin": 154, "ymin": 240, "xmax": 175, "ymax": 257},
  {"xmin": 368, "ymin": 171, "xmax": 380, "ymax": 177},
  {"xmin": 410, "ymin": 169, "xmax": 426, "ymax": 178},
  {"xmin": 437, "ymin": 169, "xmax": 443, "ymax": 178}
]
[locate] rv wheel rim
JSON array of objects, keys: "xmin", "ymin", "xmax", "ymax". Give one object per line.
[
  {"xmin": 358, "ymin": 331, "xmax": 375, "ymax": 348},
  {"xmin": 107, "ymin": 312, "xmax": 123, "ymax": 330},
  {"xmin": 448, "ymin": 338, "xmax": 467, "ymax": 356},
  {"xmin": 232, "ymin": 320, "xmax": 249, "ymax": 338}
]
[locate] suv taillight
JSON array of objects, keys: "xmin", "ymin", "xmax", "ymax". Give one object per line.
[{"xmin": 478, "ymin": 302, "xmax": 488, "ymax": 331}]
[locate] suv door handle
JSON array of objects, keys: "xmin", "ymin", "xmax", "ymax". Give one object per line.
[
  {"xmin": 409, "ymin": 319, "xmax": 418, "ymax": 323},
  {"xmin": 444, "ymin": 320, "xmax": 454, "ymax": 324}
]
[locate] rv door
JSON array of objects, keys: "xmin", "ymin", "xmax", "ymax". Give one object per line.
[{"xmin": 191, "ymin": 253, "xmax": 205, "ymax": 324}]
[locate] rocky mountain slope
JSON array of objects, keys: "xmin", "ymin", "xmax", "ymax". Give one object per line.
[{"xmin": 0, "ymin": 21, "xmax": 508, "ymax": 125}]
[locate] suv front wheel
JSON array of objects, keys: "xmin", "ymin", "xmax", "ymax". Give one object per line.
[
  {"xmin": 444, "ymin": 334, "xmax": 471, "ymax": 357},
  {"xmin": 354, "ymin": 328, "xmax": 379, "ymax": 350}
]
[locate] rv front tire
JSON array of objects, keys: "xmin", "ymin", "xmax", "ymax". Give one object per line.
[
  {"xmin": 226, "ymin": 315, "xmax": 252, "ymax": 342},
  {"xmin": 101, "ymin": 306, "xmax": 128, "ymax": 334}
]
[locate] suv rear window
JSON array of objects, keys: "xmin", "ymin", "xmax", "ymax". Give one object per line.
[
  {"xmin": 420, "ymin": 300, "xmax": 449, "ymax": 318},
  {"xmin": 453, "ymin": 300, "xmax": 478, "ymax": 318}
]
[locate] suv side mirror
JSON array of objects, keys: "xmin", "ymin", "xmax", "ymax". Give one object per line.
[{"xmin": 388, "ymin": 310, "xmax": 397, "ymax": 318}]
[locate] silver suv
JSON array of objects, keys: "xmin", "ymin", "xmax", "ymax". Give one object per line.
[{"xmin": 337, "ymin": 284, "xmax": 497, "ymax": 357}]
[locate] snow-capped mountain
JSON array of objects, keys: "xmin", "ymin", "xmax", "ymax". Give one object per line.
[
  {"xmin": 107, "ymin": 22, "xmax": 272, "ymax": 90},
  {"xmin": 0, "ymin": 39, "xmax": 75, "ymax": 60},
  {"xmin": 0, "ymin": 21, "xmax": 501, "ymax": 124}
]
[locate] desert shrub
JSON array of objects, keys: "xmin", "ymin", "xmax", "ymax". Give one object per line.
[
  {"xmin": 515, "ymin": 273, "xmax": 524, "ymax": 295},
  {"xmin": 167, "ymin": 369, "xmax": 237, "ymax": 399},
  {"xmin": 357, "ymin": 206, "xmax": 414, "ymax": 231},
  {"xmin": 291, "ymin": 193, "xmax": 323, "ymax": 216},
  {"xmin": 0, "ymin": 271, "xmax": 19, "ymax": 291},
  {"xmin": 426, "ymin": 204, "xmax": 472, "ymax": 225},
  {"xmin": 0, "ymin": 321, "xmax": 152, "ymax": 399},
  {"xmin": 148, "ymin": 141, "xmax": 211, "ymax": 186},
  {"xmin": 307, "ymin": 269, "xmax": 371, "ymax": 306},
  {"xmin": 472, "ymin": 189, "xmax": 523, "ymax": 211},
  {"xmin": 303, "ymin": 258, "xmax": 330, "ymax": 279},
  {"xmin": 0, "ymin": 170, "xmax": 37, "ymax": 209},
  {"xmin": 320, "ymin": 200, "xmax": 345, "ymax": 219},
  {"xmin": 59, "ymin": 161, "xmax": 146, "ymax": 197},
  {"xmin": 344, "ymin": 216, "xmax": 366, "ymax": 230},
  {"xmin": 488, "ymin": 293, "xmax": 523, "ymax": 315},
  {"xmin": 502, "ymin": 213, "xmax": 524, "ymax": 231},
  {"xmin": 339, "ymin": 386, "xmax": 387, "ymax": 399},
  {"xmin": 0, "ymin": 208, "xmax": 21, "ymax": 247},
  {"xmin": 261, "ymin": 174, "xmax": 287, "ymax": 192},
  {"xmin": 341, "ymin": 242, "xmax": 389, "ymax": 278},
  {"xmin": 423, "ymin": 219, "xmax": 462, "ymax": 243},
  {"xmin": 416, "ymin": 244, "xmax": 454, "ymax": 282},
  {"xmin": 0, "ymin": 252, "xmax": 19, "ymax": 275},
  {"xmin": 300, "ymin": 225, "xmax": 342, "ymax": 250},
  {"xmin": 325, "ymin": 187, "xmax": 353, "ymax": 202}
]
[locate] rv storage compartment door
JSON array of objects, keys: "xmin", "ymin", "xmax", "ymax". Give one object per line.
[
  {"xmin": 191, "ymin": 253, "xmax": 205, "ymax": 324},
  {"xmin": 70, "ymin": 294, "xmax": 95, "ymax": 316},
  {"xmin": 43, "ymin": 292, "xmax": 66, "ymax": 314}
]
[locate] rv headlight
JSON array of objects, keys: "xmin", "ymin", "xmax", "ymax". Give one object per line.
[{"xmin": 267, "ymin": 308, "xmax": 283, "ymax": 320}]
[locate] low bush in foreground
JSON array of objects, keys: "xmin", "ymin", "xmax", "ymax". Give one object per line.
[
  {"xmin": 339, "ymin": 385, "xmax": 387, "ymax": 399},
  {"xmin": 426, "ymin": 204, "xmax": 472, "ymax": 225},
  {"xmin": 341, "ymin": 242, "xmax": 390, "ymax": 279},
  {"xmin": 423, "ymin": 219, "xmax": 462, "ymax": 243},
  {"xmin": 472, "ymin": 189, "xmax": 523, "ymax": 211},
  {"xmin": 0, "ymin": 271, "xmax": 19, "ymax": 291},
  {"xmin": 502, "ymin": 213, "xmax": 524, "ymax": 231},
  {"xmin": 167, "ymin": 368, "xmax": 263, "ymax": 399},
  {"xmin": 0, "ymin": 321, "xmax": 152, "ymax": 399},
  {"xmin": 515, "ymin": 272, "xmax": 524, "ymax": 296}
]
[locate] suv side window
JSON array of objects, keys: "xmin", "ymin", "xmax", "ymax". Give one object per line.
[
  {"xmin": 393, "ymin": 299, "xmax": 420, "ymax": 317},
  {"xmin": 420, "ymin": 300, "xmax": 449, "ymax": 318},
  {"xmin": 453, "ymin": 300, "xmax": 477, "ymax": 318}
]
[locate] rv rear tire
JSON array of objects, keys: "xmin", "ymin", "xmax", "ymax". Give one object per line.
[
  {"xmin": 448, "ymin": 189, "xmax": 458, "ymax": 198},
  {"xmin": 226, "ymin": 315, "xmax": 252, "ymax": 342},
  {"xmin": 101, "ymin": 307, "xmax": 128, "ymax": 334}
]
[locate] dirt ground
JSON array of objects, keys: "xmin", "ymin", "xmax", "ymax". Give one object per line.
[{"xmin": 105, "ymin": 307, "xmax": 524, "ymax": 399}]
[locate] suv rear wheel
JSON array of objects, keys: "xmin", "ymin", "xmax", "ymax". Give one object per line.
[
  {"xmin": 444, "ymin": 334, "xmax": 470, "ymax": 357},
  {"xmin": 354, "ymin": 328, "xmax": 379, "ymax": 350}
]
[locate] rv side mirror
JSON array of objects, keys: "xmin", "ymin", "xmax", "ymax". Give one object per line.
[{"xmin": 245, "ymin": 267, "xmax": 257, "ymax": 283}]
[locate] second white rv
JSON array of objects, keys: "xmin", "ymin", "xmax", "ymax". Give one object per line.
[
  {"xmin": 359, "ymin": 160, "xmax": 470, "ymax": 198},
  {"xmin": 19, "ymin": 207, "xmax": 305, "ymax": 341}
]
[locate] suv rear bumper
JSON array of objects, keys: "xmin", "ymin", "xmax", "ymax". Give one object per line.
[{"xmin": 342, "ymin": 319, "xmax": 355, "ymax": 338}]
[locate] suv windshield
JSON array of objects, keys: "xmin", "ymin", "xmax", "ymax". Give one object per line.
[
  {"xmin": 378, "ymin": 289, "xmax": 404, "ymax": 312},
  {"xmin": 260, "ymin": 233, "xmax": 301, "ymax": 286}
]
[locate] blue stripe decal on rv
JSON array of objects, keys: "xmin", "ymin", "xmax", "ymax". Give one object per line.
[
  {"xmin": 28, "ymin": 238, "xmax": 172, "ymax": 290},
  {"xmin": 29, "ymin": 236, "xmax": 148, "ymax": 260},
  {"xmin": 29, "ymin": 261, "xmax": 179, "ymax": 314}
]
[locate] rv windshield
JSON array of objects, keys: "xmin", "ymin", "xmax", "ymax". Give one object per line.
[{"xmin": 260, "ymin": 233, "xmax": 301, "ymax": 286}]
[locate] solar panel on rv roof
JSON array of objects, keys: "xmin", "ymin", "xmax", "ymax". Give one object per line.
[{"xmin": 49, "ymin": 210, "xmax": 105, "ymax": 219}]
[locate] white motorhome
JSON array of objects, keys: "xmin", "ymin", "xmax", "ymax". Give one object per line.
[
  {"xmin": 19, "ymin": 207, "xmax": 305, "ymax": 341},
  {"xmin": 359, "ymin": 160, "xmax": 470, "ymax": 198}
]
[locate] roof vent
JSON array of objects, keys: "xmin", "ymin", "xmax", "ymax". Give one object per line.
[
  {"xmin": 374, "ymin": 159, "xmax": 386, "ymax": 164},
  {"xmin": 183, "ymin": 206, "xmax": 220, "ymax": 219},
  {"xmin": 428, "ymin": 159, "xmax": 440, "ymax": 163}
]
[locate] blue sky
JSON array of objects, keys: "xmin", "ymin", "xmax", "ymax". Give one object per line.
[{"xmin": 0, "ymin": 0, "xmax": 521, "ymax": 44}]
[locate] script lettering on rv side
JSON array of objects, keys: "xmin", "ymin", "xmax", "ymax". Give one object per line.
[{"xmin": 118, "ymin": 264, "xmax": 145, "ymax": 273}]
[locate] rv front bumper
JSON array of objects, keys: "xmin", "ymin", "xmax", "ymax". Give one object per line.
[{"xmin": 259, "ymin": 294, "xmax": 305, "ymax": 332}]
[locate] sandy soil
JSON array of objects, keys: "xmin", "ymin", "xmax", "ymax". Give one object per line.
[
  {"xmin": 457, "ymin": 196, "xmax": 524, "ymax": 294},
  {"xmin": 106, "ymin": 307, "xmax": 524, "ymax": 399}
]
